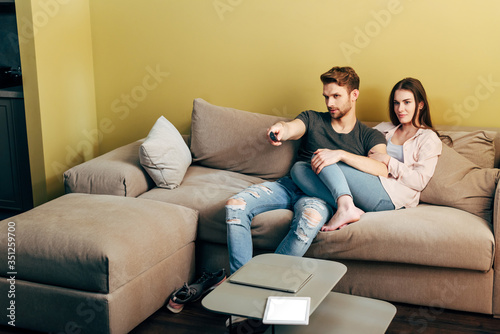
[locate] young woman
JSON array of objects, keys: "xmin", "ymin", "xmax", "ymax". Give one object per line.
[{"xmin": 290, "ymin": 77, "xmax": 443, "ymax": 231}]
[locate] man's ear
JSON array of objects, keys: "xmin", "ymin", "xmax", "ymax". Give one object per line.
[{"xmin": 351, "ymin": 89, "xmax": 359, "ymax": 102}]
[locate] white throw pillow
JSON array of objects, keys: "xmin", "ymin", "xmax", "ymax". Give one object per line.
[{"xmin": 139, "ymin": 116, "xmax": 192, "ymax": 189}]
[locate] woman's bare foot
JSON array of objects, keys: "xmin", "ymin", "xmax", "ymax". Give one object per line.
[
  {"xmin": 321, "ymin": 206, "xmax": 364, "ymax": 231},
  {"xmin": 321, "ymin": 195, "xmax": 364, "ymax": 231}
]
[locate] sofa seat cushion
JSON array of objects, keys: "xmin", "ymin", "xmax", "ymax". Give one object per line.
[
  {"xmin": 138, "ymin": 165, "xmax": 292, "ymax": 246},
  {"xmin": 0, "ymin": 193, "xmax": 198, "ymax": 293},
  {"xmin": 307, "ymin": 204, "xmax": 494, "ymax": 271}
]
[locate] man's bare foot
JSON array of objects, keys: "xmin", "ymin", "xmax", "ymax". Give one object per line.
[{"xmin": 321, "ymin": 206, "xmax": 364, "ymax": 231}]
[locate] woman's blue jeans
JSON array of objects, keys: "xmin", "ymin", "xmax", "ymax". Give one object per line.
[
  {"xmin": 226, "ymin": 177, "xmax": 332, "ymax": 274},
  {"xmin": 290, "ymin": 161, "xmax": 394, "ymax": 212}
]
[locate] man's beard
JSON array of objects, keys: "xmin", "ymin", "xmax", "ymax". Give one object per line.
[{"xmin": 330, "ymin": 101, "xmax": 352, "ymax": 119}]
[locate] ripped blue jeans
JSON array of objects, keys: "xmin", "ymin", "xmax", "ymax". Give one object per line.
[{"xmin": 226, "ymin": 177, "xmax": 332, "ymax": 274}]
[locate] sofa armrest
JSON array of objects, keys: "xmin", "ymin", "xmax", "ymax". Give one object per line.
[
  {"xmin": 494, "ymin": 181, "xmax": 500, "ymax": 268},
  {"xmin": 493, "ymin": 180, "xmax": 500, "ymax": 317},
  {"xmin": 63, "ymin": 140, "xmax": 155, "ymax": 197}
]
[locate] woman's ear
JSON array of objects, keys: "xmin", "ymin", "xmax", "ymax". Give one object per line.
[{"xmin": 418, "ymin": 101, "xmax": 424, "ymax": 111}]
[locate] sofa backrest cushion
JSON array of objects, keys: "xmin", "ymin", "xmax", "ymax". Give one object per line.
[
  {"xmin": 190, "ymin": 98, "xmax": 301, "ymax": 180},
  {"xmin": 438, "ymin": 130, "xmax": 497, "ymax": 168},
  {"xmin": 420, "ymin": 143, "xmax": 500, "ymax": 224},
  {"xmin": 434, "ymin": 126, "xmax": 500, "ymax": 169}
]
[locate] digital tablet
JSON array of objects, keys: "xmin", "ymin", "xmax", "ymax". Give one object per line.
[{"xmin": 262, "ymin": 296, "xmax": 310, "ymax": 325}]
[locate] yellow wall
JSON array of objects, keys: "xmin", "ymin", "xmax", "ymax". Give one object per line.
[
  {"xmin": 89, "ymin": 0, "xmax": 500, "ymax": 154},
  {"xmin": 15, "ymin": 0, "xmax": 46, "ymax": 205},
  {"xmin": 17, "ymin": 0, "xmax": 500, "ymax": 204},
  {"xmin": 16, "ymin": 0, "xmax": 96, "ymax": 203}
]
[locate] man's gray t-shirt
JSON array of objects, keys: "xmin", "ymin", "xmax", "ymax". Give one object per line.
[{"xmin": 295, "ymin": 110, "xmax": 386, "ymax": 162}]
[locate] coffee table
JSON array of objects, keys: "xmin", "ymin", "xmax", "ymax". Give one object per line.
[
  {"xmin": 262, "ymin": 292, "xmax": 397, "ymax": 333},
  {"xmin": 202, "ymin": 254, "xmax": 396, "ymax": 333},
  {"xmin": 202, "ymin": 253, "xmax": 347, "ymax": 320}
]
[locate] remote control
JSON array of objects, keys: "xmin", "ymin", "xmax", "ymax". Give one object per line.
[{"xmin": 269, "ymin": 131, "xmax": 278, "ymax": 142}]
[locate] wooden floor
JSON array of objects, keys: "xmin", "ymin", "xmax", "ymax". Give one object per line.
[{"xmin": 1, "ymin": 299, "xmax": 499, "ymax": 334}]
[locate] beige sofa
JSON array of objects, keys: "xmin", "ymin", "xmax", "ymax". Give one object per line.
[{"xmin": 63, "ymin": 98, "xmax": 500, "ymax": 318}]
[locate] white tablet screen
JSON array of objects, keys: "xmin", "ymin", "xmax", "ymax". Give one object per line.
[{"xmin": 263, "ymin": 296, "xmax": 310, "ymax": 325}]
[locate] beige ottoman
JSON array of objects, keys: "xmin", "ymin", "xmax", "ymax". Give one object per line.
[{"xmin": 0, "ymin": 193, "xmax": 198, "ymax": 334}]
